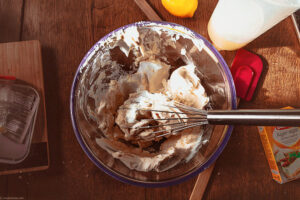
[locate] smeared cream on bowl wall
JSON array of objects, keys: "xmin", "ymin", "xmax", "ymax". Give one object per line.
[{"xmin": 76, "ymin": 24, "xmax": 222, "ymax": 172}]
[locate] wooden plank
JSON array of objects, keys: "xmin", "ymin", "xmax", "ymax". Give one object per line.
[
  {"xmin": 20, "ymin": 0, "xmax": 146, "ymax": 199},
  {"xmin": 0, "ymin": 40, "xmax": 49, "ymax": 175},
  {"xmin": 0, "ymin": 0, "xmax": 23, "ymax": 43},
  {"xmin": 6, "ymin": 174, "xmax": 28, "ymax": 200},
  {"xmin": 0, "ymin": 0, "xmax": 23, "ymax": 195},
  {"xmin": 145, "ymin": 177, "xmax": 196, "ymax": 200},
  {"xmin": 190, "ymin": 163, "xmax": 215, "ymax": 200},
  {"xmin": 1, "ymin": 0, "xmax": 299, "ymax": 199},
  {"xmin": 0, "ymin": 176, "xmax": 8, "ymax": 197},
  {"xmin": 134, "ymin": 0, "xmax": 162, "ymax": 21},
  {"xmin": 92, "ymin": 0, "xmax": 145, "ymax": 42}
]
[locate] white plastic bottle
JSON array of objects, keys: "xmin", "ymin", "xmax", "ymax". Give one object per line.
[{"xmin": 208, "ymin": 0, "xmax": 300, "ymax": 50}]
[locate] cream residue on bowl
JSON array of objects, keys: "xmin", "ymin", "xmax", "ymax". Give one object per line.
[{"xmin": 76, "ymin": 24, "xmax": 221, "ymax": 172}]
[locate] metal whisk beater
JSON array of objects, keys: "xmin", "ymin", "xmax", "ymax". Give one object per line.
[{"xmin": 123, "ymin": 102, "xmax": 300, "ymax": 139}]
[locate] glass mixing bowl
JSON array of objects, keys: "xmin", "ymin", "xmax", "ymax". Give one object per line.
[{"xmin": 70, "ymin": 21, "xmax": 237, "ymax": 187}]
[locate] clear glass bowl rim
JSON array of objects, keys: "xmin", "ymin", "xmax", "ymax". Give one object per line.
[{"xmin": 70, "ymin": 21, "xmax": 237, "ymax": 187}]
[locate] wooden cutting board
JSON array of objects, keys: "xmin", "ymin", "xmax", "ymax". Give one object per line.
[{"xmin": 0, "ymin": 40, "xmax": 49, "ymax": 175}]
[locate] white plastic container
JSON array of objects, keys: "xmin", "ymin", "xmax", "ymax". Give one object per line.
[
  {"xmin": 208, "ymin": 0, "xmax": 300, "ymax": 50},
  {"xmin": 0, "ymin": 80, "xmax": 40, "ymax": 164}
]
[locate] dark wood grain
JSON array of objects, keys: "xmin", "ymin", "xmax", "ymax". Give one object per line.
[
  {"xmin": 0, "ymin": 0, "xmax": 300, "ymax": 199},
  {"xmin": 0, "ymin": 0, "xmax": 24, "ymax": 43},
  {"xmin": 0, "ymin": 177, "xmax": 7, "ymax": 197}
]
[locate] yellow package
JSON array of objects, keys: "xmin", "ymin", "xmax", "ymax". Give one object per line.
[{"xmin": 257, "ymin": 107, "xmax": 300, "ymax": 184}]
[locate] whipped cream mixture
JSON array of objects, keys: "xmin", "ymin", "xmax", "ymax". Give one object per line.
[
  {"xmin": 76, "ymin": 24, "xmax": 223, "ymax": 172},
  {"xmin": 95, "ymin": 62, "xmax": 209, "ymax": 172}
]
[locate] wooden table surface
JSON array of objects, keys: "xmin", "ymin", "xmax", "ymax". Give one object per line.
[{"xmin": 0, "ymin": 0, "xmax": 299, "ymax": 199}]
